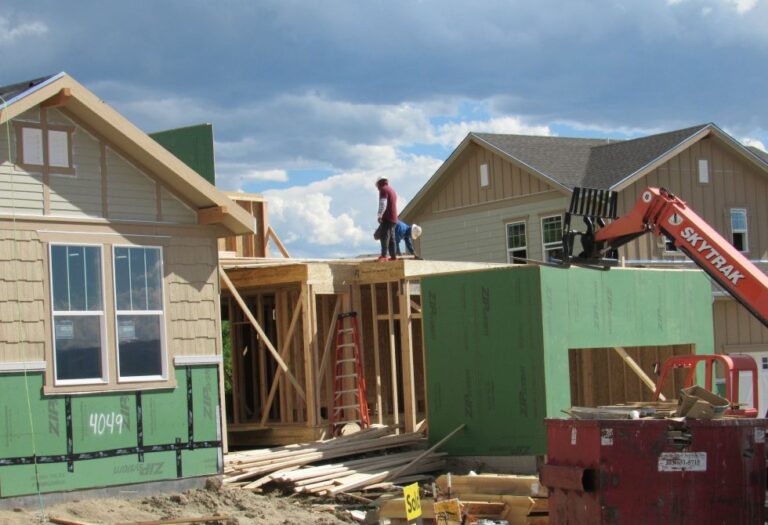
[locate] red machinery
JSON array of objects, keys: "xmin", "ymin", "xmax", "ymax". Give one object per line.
[
  {"xmin": 562, "ymin": 186, "xmax": 768, "ymax": 328},
  {"xmin": 653, "ymin": 354, "xmax": 759, "ymax": 417}
]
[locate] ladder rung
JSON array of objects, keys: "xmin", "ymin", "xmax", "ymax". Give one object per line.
[
  {"xmin": 335, "ymin": 374, "xmax": 359, "ymax": 379},
  {"xmin": 336, "ymin": 358, "xmax": 356, "ymax": 363},
  {"xmin": 338, "ymin": 328, "xmax": 354, "ymax": 333},
  {"xmin": 333, "ymin": 405, "xmax": 362, "ymax": 410},
  {"xmin": 334, "ymin": 389, "xmax": 360, "ymax": 395},
  {"xmin": 337, "ymin": 343, "xmax": 356, "ymax": 348}
]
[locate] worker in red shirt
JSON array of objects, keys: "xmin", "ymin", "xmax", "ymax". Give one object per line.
[{"xmin": 374, "ymin": 176, "xmax": 398, "ymax": 261}]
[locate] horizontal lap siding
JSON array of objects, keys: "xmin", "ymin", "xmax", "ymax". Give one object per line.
[
  {"xmin": 0, "ymin": 229, "xmax": 46, "ymax": 361},
  {"xmin": 106, "ymin": 149, "xmax": 157, "ymax": 221},
  {"xmin": 161, "ymin": 187, "xmax": 196, "ymax": 223},
  {"xmin": 49, "ymin": 126, "xmax": 102, "ymax": 217},
  {"xmin": 0, "ymin": 126, "xmax": 44, "ymax": 215},
  {"xmin": 420, "ymin": 195, "xmax": 568, "ymax": 263}
]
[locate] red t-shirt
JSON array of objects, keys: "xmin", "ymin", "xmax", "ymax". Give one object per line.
[{"xmin": 379, "ymin": 184, "xmax": 398, "ymax": 222}]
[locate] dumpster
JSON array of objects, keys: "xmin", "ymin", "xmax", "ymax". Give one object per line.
[{"xmin": 541, "ymin": 418, "xmax": 766, "ymax": 524}]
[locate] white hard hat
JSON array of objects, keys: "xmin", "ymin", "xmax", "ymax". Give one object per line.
[
  {"xmin": 411, "ymin": 224, "xmax": 422, "ymax": 239},
  {"xmin": 375, "ymin": 176, "xmax": 388, "ymax": 185}
]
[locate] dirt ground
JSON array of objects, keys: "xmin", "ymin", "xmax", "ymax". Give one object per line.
[{"xmin": 0, "ymin": 482, "xmax": 358, "ymax": 525}]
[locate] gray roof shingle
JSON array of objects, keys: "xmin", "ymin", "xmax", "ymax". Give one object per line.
[
  {"xmin": 474, "ymin": 124, "xmax": 710, "ymax": 190},
  {"xmin": 747, "ymin": 145, "xmax": 768, "ymax": 166},
  {"xmin": 0, "ymin": 75, "xmax": 56, "ymax": 105}
]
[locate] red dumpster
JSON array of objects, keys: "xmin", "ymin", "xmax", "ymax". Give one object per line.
[{"xmin": 541, "ymin": 418, "xmax": 766, "ymax": 525}]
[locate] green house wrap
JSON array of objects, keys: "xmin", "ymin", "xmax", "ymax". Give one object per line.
[{"xmin": 421, "ymin": 266, "xmax": 715, "ymax": 456}]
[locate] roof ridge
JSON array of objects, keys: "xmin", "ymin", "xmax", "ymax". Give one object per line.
[{"xmin": 589, "ymin": 123, "xmax": 711, "ymax": 151}]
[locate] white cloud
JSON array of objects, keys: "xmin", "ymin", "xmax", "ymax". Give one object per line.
[
  {"xmin": 241, "ymin": 169, "xmax": 288, "ymax": 183},
  {"xmin": 742, "ymin": 137, "xmax": 766, "ymax": 151},
  {"xmin": 434, "ymin": 116, "xmax": 552, "ymax": 148},
  {"xmin": 667, "ymin": 0, "xmax": 759, "ymax": 13},
  {"xmin": 0, "ymin": 16, "xmax": 47, "ymax": 44}
]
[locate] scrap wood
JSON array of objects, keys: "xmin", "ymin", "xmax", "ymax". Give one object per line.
[
  {"xmin": 48, "ymin": 517, "xmax": 93, "ymax": 525},
  {"xmin": 378, "ymin": 497, "xmax": 436, "ymax": 520},
  {"xmin": 436, "ymin": 473, "xmax": 548, "ymax": 498}
]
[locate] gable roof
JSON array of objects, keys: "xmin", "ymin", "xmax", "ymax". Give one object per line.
[
  {"xmin": 0, "ymin": 73, "xmax": 253, "ymax": 235},
  {"xmin": 402, "ymin": 123, "xmax": 768, "ymax": 220}
]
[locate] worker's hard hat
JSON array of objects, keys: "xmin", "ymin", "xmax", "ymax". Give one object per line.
[
  {"xmin": 375, "ymin": 176, "xmax": 388, "ymax": 186},
  {"xmin": 411, "ymin": 224, "xmax": 422, "ymax": 239}
]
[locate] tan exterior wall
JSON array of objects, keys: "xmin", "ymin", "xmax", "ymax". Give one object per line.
[
  {"xmin": 421, "ymin": 143, "xmax": 556, "ymax": 215},
  {"xmin": 0, "ymin": 108, "xmax": 196, "ymax": 225},
  {"xmin": 619, "ymin": 136, "xmax": 768, "ymax": 261},
  {"xmin": 714, "ymin": 297, "xmax": 768, "ymax": 353},
  {"xmin": 0, "ymin": 213, "xmax": 220, "ymax": 392}
]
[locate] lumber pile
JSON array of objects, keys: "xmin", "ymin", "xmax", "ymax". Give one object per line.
[{"xmin": 224, "ymin": 426, "xmax": 445, "ymax": 495}]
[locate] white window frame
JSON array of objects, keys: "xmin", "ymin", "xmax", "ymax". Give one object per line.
[
  {"xmin": 541, "ymin": 214, "xmax": 563, "ymax": 261},
  {"xmin": 49, "ymin": 243, "xmax": 108, "ymax": 386},
  {"xmin": 112, "ymin": 245, "xmax": 168, "ymax": 383},
  {"xmin": 15, "ymin": 121, "xmax": 76, "ymax": 176},
  {"xmin": 730, "ymin": 208, "xmax": 749, "ymax": 253},
  {"xmin": 506, "ymin": 220, "xmax": 527, "ymax": 264}
]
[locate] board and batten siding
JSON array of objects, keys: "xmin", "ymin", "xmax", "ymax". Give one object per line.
[
  {"xmin": 0, "ymin": 228, "xmax": 47, "ymax": 362},
  {"xmin": 424, "ymin": 143, "xmax": 555, "ymax": 215},
  {"xmin": 419, "ymin": 193, "xmax": 568, "ymax": 263},
  {"xmin": 0, "ymin": 107, "xmax": 196, "ymax": 225},
  {"xmin": 619, "ymin": 136, "xmax": 768, "ymax": 261}
]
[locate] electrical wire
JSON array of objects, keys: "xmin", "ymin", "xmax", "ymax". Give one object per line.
[{"xmin": 0, "ymin": 93, "xmax": 47, "ymax": 518}]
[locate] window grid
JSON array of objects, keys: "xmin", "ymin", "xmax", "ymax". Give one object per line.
[
  {"xmin": 506, "ymin": 221, "xmax": 527, "ymax": 264},
  {"xmin": 541, "ymin": 215, "xmax": 563, "ymax": 261},
  {"xmin": 730, "ymin": 208, "xmax": 748, "ymax": 253}
]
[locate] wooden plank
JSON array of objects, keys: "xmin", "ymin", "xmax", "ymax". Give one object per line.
[
  {"xmin": 260, "ymin": 289, "xmax": 305, "ymax": 426},
  {"xmin": 40, "ymin": 87, "xmax": 72, "ymax": 108},
  {"xmin": 370, "ymin": 284, "xmax": 383, "ymax": 425},
  {"xmin": 268, "ymin": 225, "xmax": 290, "ymax": 258},
  {"xmin": 612, "ymin": 346, "xmax": 666, "ymax": 401},
  {"xmin": 198, "ymin": 205, "xmax": 228, "ymax": 225},
  {"xmin": 256, "ymin": 294, "xmax": 268, "ymax": 420},
  {"xmin": 223, "ymin": 264, "xmax": 308, "ymax": 289},
  {"xmin": 386, "ymin": 282, "xmax": 400, "ymax": 431},
  {"xmin": 398, "ymin": 279, "xmax": 417, "ymax": 433},
  {"xmin": 115, "ymin": 516, "xmax": 231, "ymax": 525},
  {"xmin": 302, "ymin": 283, "xmax": 318, "ymax": 426},
  {"xmin": 220, "ymin": 267, "xmax": 306, "ymax": 400}
]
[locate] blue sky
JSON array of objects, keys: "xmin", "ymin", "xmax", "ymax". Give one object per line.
[{"xmin": 3, "ymin": 0, "xmax": 767, "ymax": 258}]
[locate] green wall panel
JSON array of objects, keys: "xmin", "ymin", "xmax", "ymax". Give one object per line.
[
  {"xmin": 422, "ymin": 266, "xmax": 715, "ymax": 456},
  {"xmin": 0, "ymin": 365, "xmax": 222, "ymax": 498}
]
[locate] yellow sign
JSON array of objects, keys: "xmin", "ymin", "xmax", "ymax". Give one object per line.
[
  {"xmin": 403, "ymin": 482, "xmax": 422, "ymax": 521},
  {"xmin": 434, "ymin": 498, "xmax": 462, "ymax": 525}
]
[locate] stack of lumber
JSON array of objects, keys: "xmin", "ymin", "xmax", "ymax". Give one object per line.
[
  {"xmin": 378, "ymin": 473, "xmax": 548, "ymax": 524},
  {"xmin": 224, "ymin": 426, "xmax": 445, "ymax": 495}
]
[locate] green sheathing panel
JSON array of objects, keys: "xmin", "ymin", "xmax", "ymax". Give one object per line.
[
  {"xmin": 149, "ymin": 124, "xmax": 216, "ymax": 185},
  {"xmin": 422, "ymin": 266, "xmax": 715, "ymax": 456},
  {"xmin": 0, "ymin": 366, "xmax": 222, "ymax": 498},
  {"xmin": 540, "ymin": 267, "xmax": 714, "ymax": 419},
  {"xmin": 423, "ymin": 266, "xmax": 547, "ymax": 456}
]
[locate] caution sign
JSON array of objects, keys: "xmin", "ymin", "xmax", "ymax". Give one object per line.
[{"xmin": 403, "ymin": 482, "xmax": 422, "ymax": 522}]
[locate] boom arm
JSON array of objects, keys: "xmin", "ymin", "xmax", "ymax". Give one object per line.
[{"xmin": 564, "ymin": 187, "xmax": 768, "ymax": 328}]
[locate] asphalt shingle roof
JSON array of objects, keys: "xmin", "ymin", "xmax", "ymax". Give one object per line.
[
  {"xmin": 747, "ymin": 145, "xmax": 768, "ymax": 166},
  {"xmin": 0, "ymin": 75, "xmax": 56, "ymax": 105},
  {"xmin": 474, "ymin": 124, "xmax": 710, "ymax": 190}
]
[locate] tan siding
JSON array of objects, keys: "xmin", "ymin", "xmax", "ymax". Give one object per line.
[
  {"xmin": 422, "ymin": 145, "xmax": 556, "ymax": 216},
  {"xmin": 619, "ymin": 136, "xmax": 768, "ymax": 261},
  {"xmin": 0, "ymin": 228, "xmax": 47, "ymax": 361},
  {"xmin": 165, "ymin": 235, "xmax": 219, "ymax": 357},
  {"xmin": 416, "ymin": 193, "xmax": 568, "ymax": 262},
  {"xmin": 106, "ymin": 148, "xmax": 158, "ymax": 221},
  {"xmin": 0, "ymin": 125, "xmax": 45, "ymax": 215},
  {"xmin": 49, "ymin": 125, "xmax": 103, "ymax": 217},
  {"xmin": 160, "ymin": 187, "xmax": 196, "ymax": 224},
  {"xmin": 713, "ymin": 299, "xmax": 768, "ymax": 353}
]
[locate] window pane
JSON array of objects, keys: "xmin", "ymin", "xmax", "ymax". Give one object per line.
[
  {"xmin": 54, "ymin": 315, "xmax": 102, "ymax": 381},
  {"xmin": 144, "ymin": 248, "xmax": 163, "ymax": 310},
  {"xmin": 22, "ymin": 127, "xmax": 43, "ymax": 165},
  {"xmin": 48, "ymin": 130, "xmax": 70, "ymax": 167},
  {"xmin": 51, "ymin": 245, "xmax": 69, "ymax": 311},
  {"xmin": 510, "ymin": 248, "xmax": 527, "ymax": 264},
  {"xmin": 731, "ymin": 210, "xmax": 747, "ymax": 231},
  {"xmin": 130, "ymin": 248, "xmax": 148, "ymax": 310},
  {"xmin": 733, "ymin": 232, "xmax": 745, "ymax": 252},
  {"xmin": 67, "ymin": 246, "xmax": 86, "ymax": 311},
  {"xmin": 507, "ymin": 223, "xmax": 526, "ymax": 250},
  {"xmin": 542, "ymin": 216, "xmax": 562, "ymax": 244},
  {"xmin": 114, "ymin": 247, "xmax": 132, "ymax": 310},
  {"xmin": 118, "ymin": 315, "xmax": 162, "ymax": 377},
  {"xmin": 84, "ymin": 246, "xmax": 103, "ymax": 311}
]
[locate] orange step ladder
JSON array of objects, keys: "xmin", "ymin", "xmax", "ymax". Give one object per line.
[{"xmin": 329, "ymin": 312, "xmax": 370, "ymax": 435}]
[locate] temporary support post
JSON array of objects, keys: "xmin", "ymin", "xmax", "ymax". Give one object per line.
[
  {"xmin": 612, "ymin": 347, "xmax": 667, "ymax": 401},
  {"xmin": 302, "ymin": 283, "xmax": 318, "ymax": 426},
  {"xmin": 386, "ymin": 282, "xmax": 399, "ymax": 431},
  {"xmin": 370, "ymin": 283, "xmax": 383, "ymax": 425},
  {"xmin": 317, "ymin": 296, "xmax": 342, "ymax": 424},
  {"xmin": 260, "ymin": 289, "xmax": 306, "ymax": 426},
  {"xmin": 398, "ymin": 279, "xmax": 417, "ymax": 433},
  {"xmin": 219, "ymin": 266, "xmax": 306, "ymax": 400}
]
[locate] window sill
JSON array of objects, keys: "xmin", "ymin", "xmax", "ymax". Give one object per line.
[{"xmin": 43, "ymin": 377, "xmax": 177, "ymax": 396}]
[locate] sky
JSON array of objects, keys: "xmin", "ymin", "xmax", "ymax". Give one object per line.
[{"xmin": 3, "ymin": 0, "xmax": 768, "ymax": 258}]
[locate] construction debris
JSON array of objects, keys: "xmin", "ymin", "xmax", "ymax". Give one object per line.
[{"xmin": 224, "ymin": 426, "xmax": 446, "ymax": 495}]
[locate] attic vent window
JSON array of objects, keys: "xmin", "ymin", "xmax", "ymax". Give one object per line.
[
  {"xmin": 698, "ymin": 159, "xmax": 709, "ymax": 184},
  {"xmin": 15, "ymin": 121, "xmax": 75, "ymax": 176},
  {"xmin": 480, "ymin": 163, "xmax": 489, "ymax": 187}
]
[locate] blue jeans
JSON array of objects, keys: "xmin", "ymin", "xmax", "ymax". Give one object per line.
[{"xmin": 376, "ymin": 220, "xmax": 396, "ymax": 258}]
